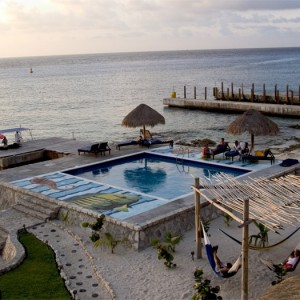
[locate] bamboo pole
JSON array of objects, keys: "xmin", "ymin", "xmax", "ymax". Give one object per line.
[
  {"xmin": 242, "ymin": 199, "xmax": 249, "ymax": 300},
  {"xmin": 194, "ymin": 177, "xmax": 202, "ymax": 258}
]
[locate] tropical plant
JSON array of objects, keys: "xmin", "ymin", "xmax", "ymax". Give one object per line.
[
  {"xmin": 94, "ymin": 232, "xmax": 128, "ymax": 253},
  {"xmin": 151, "ymin": 230, "xmax": 182, "ymax": 268},
  {"xmin": 223, "ymin": 213, "xmax": 233, "ymax": 227},
  {"xmin": 192, "ymin": 268, "xmax": 222, "ymax": 300},
  {"xmin": 82, "ymin": 215, "xmax": 106, "ymax": 243},
  {"xmin": 249, "ymin": 221, "xmax": 269, "ymax": 247}
]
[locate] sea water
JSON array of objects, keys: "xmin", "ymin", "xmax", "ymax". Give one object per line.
[{"xmin": 0, "ymin": 48, "xmax": 299, "ymax": 147}]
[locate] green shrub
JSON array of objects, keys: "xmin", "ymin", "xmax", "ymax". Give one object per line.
[{"xmin": 192, "ymin": 268, "xmax": 222, "ymax": 300}]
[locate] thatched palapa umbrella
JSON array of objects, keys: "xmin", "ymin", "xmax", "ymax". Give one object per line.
[
  {"xmin": 122, "ymin": 103, "xmax": 165, "ymax": 138},
  {"xmin": 226, "ymin": 109, "xmax": 279, "ymax": 152}
]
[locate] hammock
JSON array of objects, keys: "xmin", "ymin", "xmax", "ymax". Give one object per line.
[
  {"xmin": 219, "ymin": 227, "xmax": 300, "ymax": 251},
  {"xmin": 261, "ymin": 241, "xmax": 300, "ymax": 273},
  {"xmin": 201, "ymin": 223, "xmax": 241, "ymax": 278}
]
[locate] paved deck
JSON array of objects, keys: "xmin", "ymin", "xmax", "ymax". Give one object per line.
[{"xmin": 0, "ymin": 137, "xmax": 299, "ymax": 299}]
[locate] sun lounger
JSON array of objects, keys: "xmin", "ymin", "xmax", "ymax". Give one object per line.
[
  {"xmin": 99, "ymin": 142, "xmax": 111, "ymax": 156},
  {"xmin": 78, "ymin": 143, "xmax": 100, "ymax": 156},
  {"xmin": 242, "ymin": 149, "xmax": 275, "ymax": 164},
  {"xmin": 116, "ymin": 140, "xmax": 138, "ymax": 150},
  {"xmin": 225, "ymin": 150, "xmax": 240, "ymax": 161},
  {"xmin": 142, "ymin": 138, "xmax": 174, "ymax": 148},
  {"xmin": 211, "ymin": 142, "xmax": 230, "ymax": 159}
]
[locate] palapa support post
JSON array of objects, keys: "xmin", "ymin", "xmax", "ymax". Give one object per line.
[
  {"xmin": 241, "ymin": 199, "xmax": 249, "ymax": 300},
  {"xmin": 184, "ymin": 86, "xmax": 186, "ymax": 99},
  {"xmin": 231, "ymin": 82, "xmax": 234, "ymax": 97},
  {"xmin": 194, "ymin": 86, "xmax": 196, "ymax": 99},
  {"xmin": 263, "ymin": 84, "xmax": 266, "ymax": 102},
  {"xmin": 274, "ymin": 84, "xmax": 277, "ymax": 102},
  {"xmin": 194, "ymin": 177, "xmax": 202, "ymax": 259},
  {"xmin": 205, "ymin": 87, "xmax": 207, "ymax": 100}
]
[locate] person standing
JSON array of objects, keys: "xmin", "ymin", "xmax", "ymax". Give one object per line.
[{"xmin": 15, "ymin": 131, "xmax": 23, "ymax": 145}]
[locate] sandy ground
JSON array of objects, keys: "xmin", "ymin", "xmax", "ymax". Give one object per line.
[
  {"xmin": 79, "ymin": 215, "xmax": 300, "ymax": 300},
  {"xmin": 78, "ymin": 142, "xmax": 300, "ymax": 300}
]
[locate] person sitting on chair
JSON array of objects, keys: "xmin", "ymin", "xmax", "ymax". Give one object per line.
[
  {"xmin": 2, "ymin": 136, "xmax": 8, "ymax": 147},
  {"xmin": 216, "ymin": 138, "xmax": 226, "ymax": 151},
  {"xmin": 233, "ymin": 140, "xmax": 242, "ymax": 158},
  {"xmin": 201, "ymin": 144, "xmax": 211, "ymax": 158}
]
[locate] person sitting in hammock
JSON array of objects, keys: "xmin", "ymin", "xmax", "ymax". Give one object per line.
[
  {"xmin": 212, "ymin": 246, "xmax": 239, "ymax": 278},
  {"xmin": 273, "ymin": 249, "xmax": 300, "ymax": 273}
]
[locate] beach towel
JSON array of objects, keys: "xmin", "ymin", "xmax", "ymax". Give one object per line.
[{"xmin": 279, "ymin": 159, "xmax": 299, "ymax": 167}]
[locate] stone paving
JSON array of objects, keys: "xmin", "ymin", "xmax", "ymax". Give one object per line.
[{"xmin": 0, "ymin": 208, "xmax": 114, "ymax": 300}]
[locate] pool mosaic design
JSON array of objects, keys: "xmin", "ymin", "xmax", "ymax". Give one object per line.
[{"xmin": 12, "ymin": 172, "xmax": 169, "ymax": 220}]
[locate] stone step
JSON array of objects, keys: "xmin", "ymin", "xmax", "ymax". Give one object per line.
[
  {"xmin": 12, "ymin": 204, "xmax": 50, "ymax": 221},
  {"xmin": 16, "ymin": 200, "xmax": 59, "ymax": 219},
  {"xmin": 18, "ymin": 197, "xmax": 60, "ymax": 211}
]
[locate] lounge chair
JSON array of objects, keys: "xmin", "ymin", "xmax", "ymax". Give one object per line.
[
  {"xmin": 242, "ymin": 148, "xmax": 275, "ymax": 164},
  {"xmin": 142, "ymin": 138, "xmax": 174, "ymax": 148},
  {"xmin": 116, "ymin": 140, "xmax": 138, "ymax": 150},
  {"xmin": 99, "ymin": 142, "xmax": 111, "ymax": 156},
  {"xmin": 225, "ymin": 150, "xmax": 240, "ymax": 161},
  {"xmin": 78, "ymin": 143, "xmax": 100, "ymax": 156},
  {"xmin": 225, "ymin": 142, "xmax": 249, "ymax": 161},
  {"xmin": 211, "ymin": 142, "xmax": 230, "ymax": 159}
]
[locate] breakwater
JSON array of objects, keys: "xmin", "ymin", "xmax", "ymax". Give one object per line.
[
  {"xmin": 163, "ymin": 98, "xmax": 300, "ymax": 117},
  {"xmin": 163, "ymin": 83, "xmax": 300, "ymax": 117}
]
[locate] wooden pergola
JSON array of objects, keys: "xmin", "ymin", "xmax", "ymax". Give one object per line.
[{"xmin": 192, "ymin": 173, "xmax": 300, "ymax": 300}]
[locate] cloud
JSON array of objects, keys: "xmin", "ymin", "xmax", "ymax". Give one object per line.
[{"xmin": 0, "ymin": 0, "xmax": 299, "ymax": 57}]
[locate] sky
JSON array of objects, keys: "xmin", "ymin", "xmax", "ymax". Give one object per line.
[{"xmin": 0, "ymin": 0, "xmax": 299, "ymax": 58}]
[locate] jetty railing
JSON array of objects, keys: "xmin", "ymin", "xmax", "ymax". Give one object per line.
[{"xmin": 177, "ymin": 83, "xmax": 300, "ymax": 105}]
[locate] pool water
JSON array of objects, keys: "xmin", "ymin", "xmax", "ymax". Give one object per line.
[
  {"xmin": 11, "ymin": 152, "xmax": 249, "ymax": 220},
  {"xmin": 65, "ymin": 153, "xmax": 248, "ymax": 199}
]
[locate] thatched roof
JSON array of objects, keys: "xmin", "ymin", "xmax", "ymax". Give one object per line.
[
  {"xmin": 122, "ymin": 104, "xmax": 165, "ymax": 128},
  {"xmin": 227, "ymin": 109, "xmax": 279, "ymax": 136},
  {"xmin": 257, "ymin": 275, "xmax": 300, "ymax": 300},
  {"xmin": 194, "ymin": 173, "xmax": 300, "ymax": 230}
]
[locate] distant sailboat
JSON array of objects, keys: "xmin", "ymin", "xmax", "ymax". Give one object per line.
[{"xmin": 30, "ymin": 68, "xmax": 33, "ymax": 73}]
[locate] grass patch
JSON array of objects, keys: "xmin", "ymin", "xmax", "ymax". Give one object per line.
[{"xmin": 0, "ymin": 231, "xmax": 70, "ymax": 300}]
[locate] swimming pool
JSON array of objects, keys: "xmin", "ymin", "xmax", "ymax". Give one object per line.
[
  {"xmin": 65, "ymin": 152, "xmax": 248, "ymax": 199},
  {"xmin": 11, "ymin": 151, "xmax": 249, "ymax": 220}
]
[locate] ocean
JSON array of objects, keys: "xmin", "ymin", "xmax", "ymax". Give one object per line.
[{"xmin": 0, "ymin": 47, "xmax": 299, "ymax": 148}]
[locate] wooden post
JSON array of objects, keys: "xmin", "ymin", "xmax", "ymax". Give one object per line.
[
  {"xmin": 277, "ymin": 90, "xmax": 280, "ymax": 104},
  {"xmin": 286, "ymin": 85, "xmax": 289, "ymax": 104},
  {"xmin": 231, "ymin": 82, "xmax": 234, "ymax": 97},
  {"xmin": 227, "ymin": 88, "xmax": 230, "ymax": 99},
  {"xmin": 291, "ymin": 90, "xmax": 294, "ymax": 105},
  {"xmin": 194, "ymin": 177, "xmax": 202, "ymax": 259},
  {"xmin": 251, "ymin": 83, "xmax": 254, "ymax": 102},
  {"xmin": 299, "ymin": 86, "xmax": 300, "ymax": 103},
  {"xmin": 241, "ymin": 199, "xmax": 249, "ymax": 300},
  {"xmin": 263, "ymin": 84, "xmax": 266, "ymax": 103},
  {"xmin": 205, "ymin": 87, "xmax": 207, "ymax": 100},
  {"xmin": 241, "ymin": 83, "xmax": 244, "ymax": 97},
  {"xmin": 221, "ymin": 82, "xmax": 224, "ymax": 100},
  {"xmin": 274, "ymin": 84, "xmax": 277, "ymax": 103},
  {"xmin": 239, "ymin": 88, "xmax": 241, "ymax": 101},
  {"xmin": 194, "ymin": 86, "xmax": 196, "ymax": 99},
  {"xmin": 184, "ymin": 86, "xmax": 186, "ymax": 99}
]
